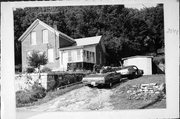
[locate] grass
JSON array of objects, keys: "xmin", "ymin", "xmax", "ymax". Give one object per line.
[
  {"xmin": 110, "ymin": 74, "xmax": 166, "ymax": 110},
  {"xmin": 17, "ymin": 83, "xmax": 84, "ymax": 108}
]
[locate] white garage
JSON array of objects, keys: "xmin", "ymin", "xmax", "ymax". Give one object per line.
[{"xmin": 122, "ymin": 56, "xmax": 153, "ymax": 75}]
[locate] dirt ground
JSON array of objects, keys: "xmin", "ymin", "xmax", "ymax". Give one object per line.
[
  {"xmin": 17, "ymin": 74, "xmax": 166, "ymax": 112},
  {"xmin": 18, "ymin": 86, "xmax": 113, "ymax": 111}
]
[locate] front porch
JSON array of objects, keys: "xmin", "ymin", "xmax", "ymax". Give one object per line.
[{"xmin": 67, "ymin": 62, "xmax": 94, "ymax": 71}]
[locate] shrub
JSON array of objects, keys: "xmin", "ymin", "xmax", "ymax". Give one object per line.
[
  {"xmin": 41, "ymin": 67, "xmax": 52, "ymax": 73},
  {"xmin": 16, "ymin": 82, "xmax": 46, "ymax": 106},
  {"xmin": 46, "ymin": 72, "xmax": 86, "ymax": 91},
  {"xmin": 16, "ymin": 90, "xmax": 37, "ymax": 105},
  {"xmin": 153, "ymin": 56, "xmax": 165, "ymax": 65},
  {"xmin": 31, "ymin": 82, "xmax": 46, "ymax": 99},
  {"xmin": 25, "ymin": 67, "xmax": 35, "ymax": 73}
]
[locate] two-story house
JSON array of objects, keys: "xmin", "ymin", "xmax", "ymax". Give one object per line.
[{"xmin": 18, "ymin": 19, "xmax": 106, "ymax": 71}]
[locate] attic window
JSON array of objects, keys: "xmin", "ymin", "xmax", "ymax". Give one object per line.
[
  {"xmin": 30, "ymin": 31, "xmax": 36, "ymax": 45},
  {"xmin": 43, "ymin": 29, "xmax": 48, "ymax": 44}
]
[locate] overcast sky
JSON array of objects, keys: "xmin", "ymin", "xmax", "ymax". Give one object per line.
[{"xmin": 125, "ymin": 3, "xmax": 157, "ymax": 10}]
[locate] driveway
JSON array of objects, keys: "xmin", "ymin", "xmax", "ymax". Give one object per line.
[{"xmin": 17, "ymin": 86, "xmax": 113, "ymax": 112}]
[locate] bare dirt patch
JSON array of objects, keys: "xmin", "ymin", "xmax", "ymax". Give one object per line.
[{"xmin": 18, "ymin": 86, "xmax": 113, "ymax": 111}]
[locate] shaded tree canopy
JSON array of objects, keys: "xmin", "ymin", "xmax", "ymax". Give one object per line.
[{"xmin": 14, "ymin": 4, "xmax": 164, "ymax": 66}]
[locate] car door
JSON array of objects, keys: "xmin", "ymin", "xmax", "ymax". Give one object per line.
[{"xmin": 110, "ymin": 72, "xmax": 120, "ymax": 82}]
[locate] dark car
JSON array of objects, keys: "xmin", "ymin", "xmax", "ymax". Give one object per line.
[
  {"xmin": 82, "ymin": 71, "xmax": 121, "ymax": 88},
  {"xmin": 116, "ymin": 65, "xmax": 143, "ymax": 79}
]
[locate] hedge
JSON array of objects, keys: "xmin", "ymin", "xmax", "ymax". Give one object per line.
[{"xmin": 46, "ymin": 72, "xmax": 86, "ymax": 91}]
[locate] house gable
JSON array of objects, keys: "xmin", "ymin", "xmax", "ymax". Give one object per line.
[{"xmin": 18, "ymin": 19, "xmax": 75, "ymax": 43}]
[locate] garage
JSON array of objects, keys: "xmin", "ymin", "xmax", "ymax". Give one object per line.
[{"xmin": 122, "ymin": 56, "xmax": 153, "ymax": 75}]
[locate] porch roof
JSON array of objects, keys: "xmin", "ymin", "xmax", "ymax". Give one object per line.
[
  {"xmin": 59, "ymin": 36, "xmax": 102, "ymax": 51},
  {"xmin": 59, "ymin": 43, "xmax": 97, "ymax": 51},
  {"xmin": 75, "ymin": 36, "xmax": 102, "ymax": 46}
]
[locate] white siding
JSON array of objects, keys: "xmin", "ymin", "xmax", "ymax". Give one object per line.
[{"xmin": 48, "ymin": 49, "xmax": 54, "ymax": 63}]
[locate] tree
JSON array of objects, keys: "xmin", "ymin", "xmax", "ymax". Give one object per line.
[{"xmin": 27, "ymin": 50, "xmax": 48, "ymax": 79}]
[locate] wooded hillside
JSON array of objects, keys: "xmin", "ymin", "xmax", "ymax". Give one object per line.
[{"xmin": 14, "ymin": 4, "xmax": 164, "ymax": 66}]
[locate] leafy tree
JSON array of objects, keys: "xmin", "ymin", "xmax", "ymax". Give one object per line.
[
  {"xmin": 14, "ymin": 5, "xmax": 164, "ymax": 66},
  {"xmin": 27, "ymin": 51, "xmax": 48, "ymax": 78}
]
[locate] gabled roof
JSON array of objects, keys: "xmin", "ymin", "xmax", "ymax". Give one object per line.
[
  {"xmin": 59, "ymin": 36, "xmax": 103, "ymax": 51},
  {"xmin": 75, "ymin": 36, "xmax": 102, "ymax": 46},
  {"xmin": 18, "ymin": 19, "xmax": 75, "ymax": 43}
]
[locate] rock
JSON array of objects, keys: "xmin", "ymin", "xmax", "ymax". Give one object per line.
[
  {"xmin": 149, "ymin": 90, "xmax": 154, "ymax": 93},
  {"xmin": 159, "ymin": 83, "xmax": 165, "ymax": 92},
  {"xmin": 127, "ymin": 90, "xmax": 132, "ymax": 93},
  {"xmin": 149, "ymin": 83, "xmax": 157, "ymax": 86},
  {"xmin": 155, "ymin": 91, "xmax": 160, "ymax": 94}
]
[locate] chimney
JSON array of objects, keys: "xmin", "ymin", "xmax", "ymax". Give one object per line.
[{"xmin": 53, "ymin": 21, "xmax": 58, "ymax": 30}]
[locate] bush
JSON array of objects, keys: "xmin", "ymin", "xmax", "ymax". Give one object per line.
[
  {"xmin": 41, "ymin": 67, "xmax": 52, "ymax": 73},
  {"xmin": 16, "ymin": 82, "xmax": 46, "ymax": 106},
  {"xmin": 16, "ymin": 90, "xmax": 37, "ymax": 105},
  {"xmin": 25, "ymin": 67, "xmax": 35, "ymax": 73},
  {"xmin": 153, "ymin": 55, "xmax": 165, "ymax": 65},
  {"xmin": 31, "ymin": 82, "xmax": 46, "ymax": 99},
  {"xmin": 46, "ymin": 72, "xmax": 86, "ymax": 91}
]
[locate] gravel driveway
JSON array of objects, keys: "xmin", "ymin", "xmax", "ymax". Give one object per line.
[
  {"xmin": 18, "ymin": 86, "xmax": 113, "ymax": 111},
  {"xmin": 17, "ymin": 75, "xmax": 166, "ymax": 112}
]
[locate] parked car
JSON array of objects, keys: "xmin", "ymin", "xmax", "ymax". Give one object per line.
[
  {"xmin": 116, "ymin": 65, "xmax": 143, "ymax": 79},
  {"xmin": 82, "ymin": 71, "xmax": 121, "ymax": 88}
]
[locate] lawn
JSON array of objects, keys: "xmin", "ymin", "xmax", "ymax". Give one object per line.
[{"xmin": 110, "ymin": 74, "xmax": 166, "ymax": 110}]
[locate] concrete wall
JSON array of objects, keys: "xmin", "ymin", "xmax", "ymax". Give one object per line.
[
  {"xmin": 123, "ymin": 56, "xmax": 152, "ymax": 75},
  {"xmin": 15, "ymin": 73, "xmax": 48, "ymax": 91}
]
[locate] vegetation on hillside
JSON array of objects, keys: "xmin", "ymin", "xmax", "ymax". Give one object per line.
[{"xmin": 14, "ymin": 4, "xmax": 164, "ymax": 66}]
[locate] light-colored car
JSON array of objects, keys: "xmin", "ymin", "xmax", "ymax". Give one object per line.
[
  {"xmin": 116, "ymin": 65, "xmax": 143, "ymax": 79},
  {"xmin": 82, "ymin": 71, "xmax": 121, "ymax": 88}
]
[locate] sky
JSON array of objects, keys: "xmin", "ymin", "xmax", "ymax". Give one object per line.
[{"xmin": 125, "ymin": 3, "xmax": 157, "ymax": 10}]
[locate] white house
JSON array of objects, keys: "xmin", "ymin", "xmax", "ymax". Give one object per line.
[
  {"xmin": 59, "ymin": 36, "xmax": 106, "ymax": 71},
  {"xmin": 18, "ymin": 19, "xmax": 107, "ymax": 72}
]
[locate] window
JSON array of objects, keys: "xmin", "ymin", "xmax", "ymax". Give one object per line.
[
  {"xmin": 77, "ymin": 49, "xmax": 81, "ymax": 61},
  {"xmin": 83, "ymin": 51, "xmax": 86, "ymax": 61},
  {"xmin": 92, "ymin": 52, "xmax": 95, "ymax": 63},
  {"xmin": 31, "ymin": 31, "xmax": 36, "ymax": 45},
  {"xmin": 42, "ymin": 29, "xmax": 48, "ymax": 44},
  {"xmin": 87, "ymin": 51, "xmax": 90, "ymax": 61},
  {"xmin": 68, "ymin": 51, "xmax": 72, "ymax": 62},
  {"xmin": 48, "ymin": 49, "xmax": 54, "ymax": 63}
]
